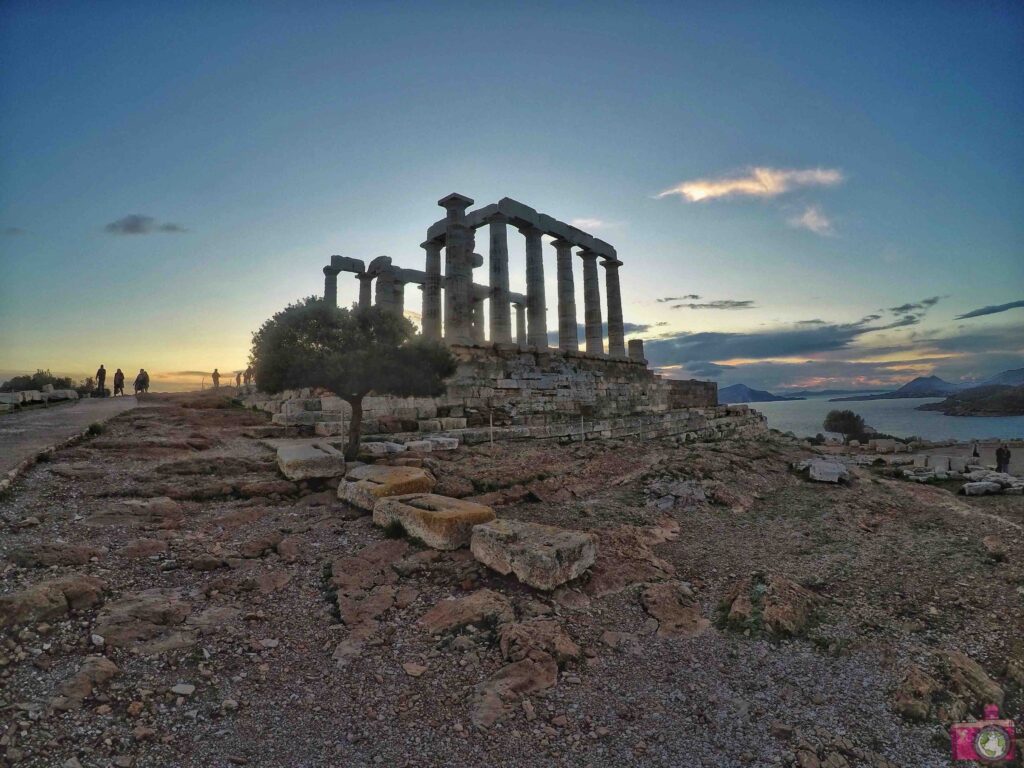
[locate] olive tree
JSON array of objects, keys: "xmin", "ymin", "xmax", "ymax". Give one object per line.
[
  {"xmin": 250, "ymin": 298, "xmax": 456, "ymax": 459},
  {"xmin": 823, "ymin": 409, "xmax": 866, "ymax": 442}
]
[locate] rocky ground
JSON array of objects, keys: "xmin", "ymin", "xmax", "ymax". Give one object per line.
[{"xmin": 1, "ymin": 392, "xmax": 1022, "ymax": 768}]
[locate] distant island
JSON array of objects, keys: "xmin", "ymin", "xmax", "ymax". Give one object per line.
[
  {"xmin": 783, "ymin": 388, "xmax": 887, "ymax": 397},
  {"xmin": 918, "ymin": 384, "xmax": 1024, "ymax": 417},
  {"xmin": 718, "ymin": 383, "xmax": 805, "ymax": 403},
  {"xmin": 829, "ymin": 369, "xmax": 1024, "ymax": 403}
]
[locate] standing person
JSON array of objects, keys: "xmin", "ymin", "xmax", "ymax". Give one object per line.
[
  {"xmin": 113, "ymin": 368, "xmax": 125, "ymax": 396},
  {"xmin": 235, "ymin": 371, "xmax": 242, "ymax": 388},
  {"xmin": 244, "ymin": 366, "xmax": 253, "ymax": 385},
  {"xmin": 134, "ymin": 369, "xmax": 146, "ymax": 395},
  {"xmin": 211, "ymin": 368, "xmax": 220, "ymax": 389},
  {"xmin": 141, "ymin": 369, "xmax": 150, "ymax": 393},
  {"xmin": 972, "ymin": 442, "xmax": 980, "ymax": 459},
  {"xmin": 996, "ymin": 444, "xmax": 1011, "ymax": 473},
  {"xmin": 95, "ymin": 364, "xmax": 106, "ymax": 397}
]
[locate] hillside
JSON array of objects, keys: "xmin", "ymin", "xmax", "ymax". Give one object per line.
[
  {"xmin": 831, "ymin": 375, "xmax": 963, "ymax": 402},
  {"xmin": 718, "ymin": 383, "xmax": 804, "ymax": 403},
  {"xmin": 918, "ymin": 384, "xmax": 1024, "ymax": 416}
]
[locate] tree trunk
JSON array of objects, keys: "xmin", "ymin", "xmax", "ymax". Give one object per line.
[{"xmin": 344, "ymin": 396, "xmax": 363, "ymax": 461}]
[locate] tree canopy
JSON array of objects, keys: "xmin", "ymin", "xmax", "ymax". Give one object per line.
[
  {"xmin": 250, "ymin": 298, "xmax": 456, "ymax": 458},
  {"xmin": 823, "ymin": 409, "xmax": 866, "ymax": 440}
]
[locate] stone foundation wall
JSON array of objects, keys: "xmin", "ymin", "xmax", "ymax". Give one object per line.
[{"xmin": 242, "ymin": 343, "xmax": 763, "ymax": 443}]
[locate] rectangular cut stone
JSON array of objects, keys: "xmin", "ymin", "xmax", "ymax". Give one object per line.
[
  {"xmin": 373, "ymin": 494, "xmax": 496, "ymax": 550},
  {"xmin": 426, "ymin": 437, "xmax": 459, "ymax": 451},
  {"xmin": 470, "ymin": 519, "xmax": 597, "ymax": 591},
  {"xmin": 338, "ymin": 465, "xmax": 436, "ymax": 512},
  {"xmin": 314, "ymin": 422, "xmax": 345, "ymax": 437},
  {"xmin": 276, "ymin": 442, "xmax": 346, "ymax": 481},
  {"xmin": 403, "ymin": 440, "xmax": 434, "ymax": 452}
]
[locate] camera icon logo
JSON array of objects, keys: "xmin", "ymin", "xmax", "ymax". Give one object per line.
[{"xmin": 950, "ymin": 704, "xmax": 1016, "ymax": 763}]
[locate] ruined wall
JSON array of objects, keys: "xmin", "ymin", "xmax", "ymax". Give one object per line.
[{"xmin": 242, "ymin": 343, "xmax": 764, "ymax": 443}]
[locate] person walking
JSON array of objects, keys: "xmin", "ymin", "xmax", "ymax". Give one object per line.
[
  {"xmin": 211, "ymin": 368, "xmax": 221, "ymax": 389},
  {"xmin": 244, "ymin": 366, "xmax": 253, "ymax": 386},
  {"xmin": 95, "ymin": 364, "xmax": 106, "ymax": 397},
  {"xmin": 113, "ymin": 368, "xmax": 125, "ymax": 396}
]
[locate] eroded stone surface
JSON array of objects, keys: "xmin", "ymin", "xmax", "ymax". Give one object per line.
[
  {"xmin": 471, "ymin": 519, "xmax": 597, "ymax": 591},
  {"xmin": 721, "ymin": 573, "xmax": 822, "ymax": 636},
  {"xmin": 372, "ymin": 493, "xmax": 495, "ymax": 550},
  {"xmin": 276, "ymin": 442, "xmax": 346, "ymax": 481},
  {"xmin": 0, "ymin": 575, "xmax": 106, "ymax": 629},
  {"xmin": 418, "ymin": 588, "xmax": 515, "ymax": 635},
  {"xmin": 51, "ymin": 656, "xmax": 119, "ymax": 711},
  {"xmin": 93, "ymin": 588, "xmax": 195, "ymax": 655},
  {"xmin": 640, "ymin": 581, "xmax": 710, "ymax": 638},
  {"xmin": 337, "ymin": 465, "xmax": 436, "ymax": 512},
  {"xmin": 471, "ymin": 652, "xmax": 558, "ymax": 728}
]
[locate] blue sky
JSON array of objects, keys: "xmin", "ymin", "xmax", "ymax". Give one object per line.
[{"xmin": 1, "ymin": 1, "xmax": 1022, "ymax": 391}]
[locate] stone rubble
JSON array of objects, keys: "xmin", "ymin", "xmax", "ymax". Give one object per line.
[{"xmin": 470, "ymin": 519, "xmax": 598, "ymax": 591}]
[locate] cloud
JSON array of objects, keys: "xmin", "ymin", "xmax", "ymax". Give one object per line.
[
  {"xmin": 670, "ymin": 300, "xmax": 756, "ymax": 310},
  {"xmin": 887, "ymin": 296, "xmax": 943, "ymax": 314},
  {"xmin": 657, "ymin": 295, "xmax": 701, "ymax": 302},
  {"xmin": 166, "ymin": 370, "xmax": 211, "ymax": 377},
  {"xmin": 657, "ymin": 166, "xmax": 844, "ymax": 202},
  {"xmin": 955, "ymin": 299, "xmax": 1024, "ymax": 320},
  {"xmin": 3, "ymin": 226, "xmax": 26, "ymax": 236},
  {"xmin": 787, "ymin": 205, "xmax": 834, "ymax": 236},
  {"xmin": 796, "ymin": 319, "xmax": 826, "ymax": 325},
  {"xmin": 104, "ymin": 214, "xmax": 187, "ymax": 235}
]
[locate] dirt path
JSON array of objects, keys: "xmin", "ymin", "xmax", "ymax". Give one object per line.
[{"xmin": 0, "ymin": 397, "xmax": 138, "ymax": 478}]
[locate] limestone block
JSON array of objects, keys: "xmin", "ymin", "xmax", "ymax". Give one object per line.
[
  {"xmin": 338, "ymin": 465, "xmax": 436, "ymax": 512},
  {"xmin": 426, "ymin": 436, "xmax": 459, "ymax": 451},
  {"xmin": 403, "ymin": 440, "xmax": 433, "ymax": 452},
  {"xmin": 439, "ymin": 417, "xmax": 467, "ymax": 430},
  {"xmin": 418, "ymin": 419, "xmax": 442, "ymax": 432},
  {"xmin": 927, "ymin": 455, "xmax": 951, "ymax": 472},
  {"xmin": 277, "ymin": 442, "xmax": 346, "ymax": 481},
  {"xmin": 319, "ymin": 396, "xmax": 347, "ymax": 412},
  {"xmin": 797, "ymin": 459, "xmax": 850, "ymax": 483},
  {"xmin": 962, "ymin": 481, "xmax": 1002, "ymax": 496},
  {"xmin": 271, "ymin": 412, "xmax": 318, "ymax": 426},
  {"xmin": 314, "ymin": 422, "xmax": 345, "ymax": 437},
  {"xmin": 373, "ymin": 494, "xmax": 496, "ymax": 550},
  {"xmin": 913, "ymin": 455, "xmax": 928, "ymax": 468},
  {"xmin": 470, "ymin": 519, "xmax": 598, "ymax": 591},
  {"xmin": 949, "ymin": 457, "xmax": 968, "ymax": 473}
]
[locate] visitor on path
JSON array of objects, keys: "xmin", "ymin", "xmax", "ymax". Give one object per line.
[
  {"xmin": 244, "ymin": 366, "xmax": 253, "ymax": 385},
  {"xmin": 134, "ymin": 369, "xmax": 148, "ymax": 395},
  {"xmin": 996, "ymin": 444, "xmax": 1011, "ymax": 473},
  {"xmin": 212, "ymin": 368, "xmax": 220, "ymax": 388},
  {"xmin": 95, "ymin": 364, "xmax": 106, "ymax": 397},
  {"xmin": 972, "ymin": 442, "xmax": 980, "ymax": 459},
  {"xmin": 113, "ymin": 368, "xmax": 125, "ymax": 396},
  {"xmin": 235, "ymin": 372, "xmax": 242, "ymax": 388}
]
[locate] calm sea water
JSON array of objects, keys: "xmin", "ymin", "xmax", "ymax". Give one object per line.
[{"xmin": 753, "ymin": 394, "xmax": 1024, "ymax": 441}]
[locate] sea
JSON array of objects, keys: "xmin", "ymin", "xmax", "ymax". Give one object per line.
[{"xmin": 753, "ymin": 394, "xmax": 1024, "ymax": 442}]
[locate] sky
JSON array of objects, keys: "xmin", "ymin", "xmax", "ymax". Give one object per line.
[{"xmin": 1, "ymin": 1, "xmax": 1022, "ymax": 392}]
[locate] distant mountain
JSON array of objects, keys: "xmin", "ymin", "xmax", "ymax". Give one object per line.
[
  {"xmin": 784, "ymin": 388, "xmax": 887, "ymax": 397},
  {"xmin": 830, "ymin": 375, "xmax": 965, "ymax": 402},
  {"xmin": 918, "ymin": 384, "xmax": 1024, "ymax": 417},
  {"xmin": 719, "ymin": 384, "xmax": 805, "ymax": 403},
  {"xmin": 981, "ymin": 367, "xmax": 1024, "ymax": 387}
]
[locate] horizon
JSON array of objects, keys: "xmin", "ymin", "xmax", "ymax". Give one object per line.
[{"xmin": 2, "ymin": 2, "xmax": 1023, "ymax": 392}]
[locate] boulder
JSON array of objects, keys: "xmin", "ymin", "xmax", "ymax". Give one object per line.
[
  {"xmin": 426, "ymin": 436, "xmax": 459, "ymax": 451},
  {"xmin": 721, "ymin": 573, "xmax": 822, "ymax": 636},
  {"xmin": 471, "ymin": 520, "xmax": 598, "ymax": 591},
  {"xmin": 51, "ymin": 656, "xmax": 119, "ymax": 711},
  {"xmin": 93, "ymin": 588, "xmax": 195, "ymax": 655},
  {"xmin": 796, "ymin": 459, "xmax": 850, "ymax": 483},
  {"xmin": 338, "ymin": 465, "xmax": 436, "ymax": 512},
  {"xmin": 10, "ymin": 543, "xmax": 104, "ymax": 568},
  {"xmin": 372, "ymin": 493, "xmax": 495, "ymax": 550},
  {"xmin": 641, "ymin": 581, "xmax": 710, "ymax": 638},
  {"xmin": 418, "ymin": 588, "xmax": 515, "ymax": 635},
  {"xmin": 0, "ymin": 575, "xmax": 106, "ymax": 629},
  {"xmin": 276, "ymin": 442, "xmax": 345, "ymax": 481},
  {"xmin": 962, "ymin": 481, "xmax": 1002, "ymax": 496}
]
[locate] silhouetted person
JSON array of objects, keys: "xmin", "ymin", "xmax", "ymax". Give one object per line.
[
  {"xmin": 235, "ymin": 372, "xmax": 242, "ymax": 388},
  {"xmin": 996, "ymin": 444, "xmax": 1011, "ymax": 473},
  {"xmin": 134, "ymin": 369, "xmax": 147, "ymax": 395},
  {"xmin": 95, "ymin": 365, "xmax": 106, "ymax": 397},
  {"xmin": 113, "ymin": 368, "xmax": 125, "ymax": 396},
  {"xmin": 972, "ymin": 442, "xmax": 980, "ymax": 459},
  {"xmin": 141, "ymin": 369, "xmax": 150, "ymax": 393},
  {"xmin": 211, "ymin": 368, "xmax": 220, "ymax": 389},
  {"xmin": 244, "ymin": 366, "xmax": 253, "ymax": 385}
]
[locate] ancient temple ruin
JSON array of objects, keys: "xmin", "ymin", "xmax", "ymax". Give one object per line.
[
  {"xmin": 322, "ymin": 194, "xmax": 641, "ymax": 361},
  {"xmin": 246, "ymin": 194, "xmax": 767, "ymax": 445}
]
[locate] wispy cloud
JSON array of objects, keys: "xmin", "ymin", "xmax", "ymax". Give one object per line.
[
  {"xmin": 104, "ymin": 214, "xmax": 187, "ymax": 235},
  {"xmin": 657, "ymin": 295, "xmax": 701, "ymax": 303},
  {"xmin": 3, "ymin": 226, "xmax": 26, "ymax": 236},
  {"xmin": 888, "ymin": 296, "xmax": 943, "ymax": 314},
  {"xmin": 670, "ymin": 300, "xmax": 756, "ymax": 310},
  {"xmin": 787, "ymin": 205, "xmax": 834, "ymax": 236},
  {"xmin": 657, "ymin": 166, "xmax": 844, "ymax": 202},
  {"xmin": 955, "ymin": 299, "xmax": 1024, "ymax": 320}
]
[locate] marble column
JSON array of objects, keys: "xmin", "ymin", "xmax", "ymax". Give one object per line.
[
  {"xmin": 488, "ymin": 214, "xmax": 512, "ymax": 343},
  {"xmin": 421, "ymin": 241, "xmax": 443, "ymax": 339},
  {"xmin": 602, "ymin": 258, "xmax": 625, "ymax": 357},
  {"xmin": 392, "ymin": 280, "xmax": 405, "ymax": 319},
  {"xmin": 521, "ymin": 225, "xmax": 548, "ymax": 349},
  {"xmin": 439, "ymin": 193, "xmax": 474, "ymax": 345},
  {"xmin": 514, "ymin": 302, "xmax": 526, "ymax": 346},
  {"xmin": 323, "ymin": 266, "xmax": 340, "ymax": 306},
  {"xmin": 470, "ymin": 297, "xmax": 486, "ymax": 343},
  {"xmin": 552, "ymin": 240, "xmax": 578, "ymax": 352},
  {"xmin": 357, "ymin": 274, "xmax": 374, "ymax": 310},
  {"xmin": 579, "ymin": 250, "xmax": 604, "ymax": 355},
  {"xmin": 628, "ymin": 339, "xmax": 645, "ymax": 362},
  {"xmin": 374, "ymin": 274, "xmax": 394, "ymax": 314}
]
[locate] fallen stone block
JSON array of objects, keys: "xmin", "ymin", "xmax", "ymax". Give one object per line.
[
  {"xmin": 418, "ymin": 588, "xmax": 515, "ymax": 634},
  {"xmin": 276, "ymin": 442, "xmax": 346, "ymax": 481},
  {"xmin": 962, "ymin": 481, "xmax": 1003, "ymax": 496},
  {"xmin": 373, "ymin": 493, "xmax": 496, "ymax": 550},
  {"xmin": 471, "ymin": 520, "xmax": 598, "ymax": 591},
  {"xmin": 426, "ymin": 436, "xmax": 459, "ymax": 451},
  {"xmin": 338, "ymin": 465, "xmax": 436, "ymax": 512},
  {"xmin": 403, "ymin": 440, "xmax": 433, "ymax": 452},
  {"xmin": 796, "ymin": 459, "xmax": 850, "ymax": 483}
]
